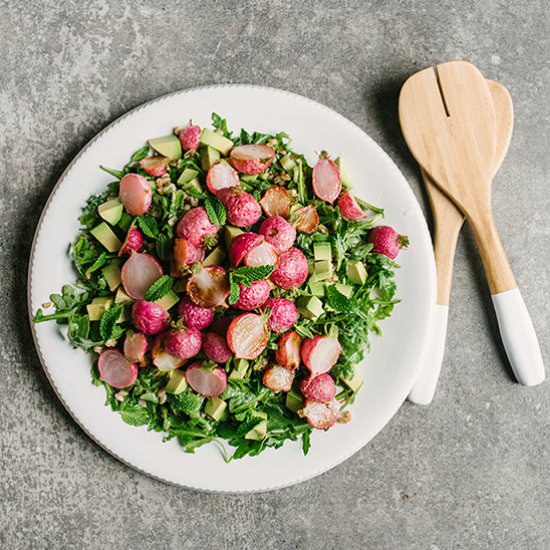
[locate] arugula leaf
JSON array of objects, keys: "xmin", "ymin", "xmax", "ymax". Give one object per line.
[
  {"xmin": 99, "ymin": 305, "xmax": 123, "ymax": 341},
  {"xmin": 85, "ymin": 251, "xmax": 109, "ymax": 276},
  {"xmin": 204, "ymin": 196, "xmax": 226, "ymax": 226},
  {"xmin": 325, "ymin": 285, "xmax": 352, "ymax": 312},
  {"xmin": 144, "ymin": 275, "xmax": 173, "ymax": 302},
  {"xmin": 136, "ymin": 215, "xmax": 159, "ymax": 239},
  {"xmin": 121, "ymin": 408, "xmax": 150, "ymax": 426},
  {"xmin": 211, "ymin": 112, "xmax": 232, "ymax": 139},
  {"xmin": 99, "ymin": 165, "xmax": 124, "ymax": 179}
]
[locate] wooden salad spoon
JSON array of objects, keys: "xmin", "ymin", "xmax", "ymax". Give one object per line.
[{"xmin": 399, "ymin": 61, "xmax": 544, "ymax": 387}]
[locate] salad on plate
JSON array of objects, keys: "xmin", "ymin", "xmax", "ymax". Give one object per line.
[{"xmin": 33, "ymin": 113, "xmax": 407, "ymax": 460}]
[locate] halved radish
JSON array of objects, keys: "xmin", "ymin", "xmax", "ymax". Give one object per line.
[
  {"xmin": 299, "ymin": 373, "xmax": 336, "ymax": 402},
  {"xmin": 119, "ymin": 227, "xmax": 144, "ymax": 256},
  {"xmin": 186, "ymin": 265, "xmax": 230, "ymax": 308},
  {"xmin": 121, "ymin": 252, "xmax": 163, "ymax": 299},
  {"xmin": 244, "ymin": 241, "xmax": 278, "ymax": 267},
  {"xmin": 119, "ymin": 173, "xmax": 152, "ymax": 216},
  {"xmin": 302, "ymin": 398, "xmax": 341, "ymax": 430},
  {"xmin": 123, "ymin": 332, "xmax": 148, "ymax": 364},
  {"xmin": 186, "ymin": 361, "xmax": 227, "ymax": 397},
  {"xmin": 140, "ymin": 156, "xmax": 168, "ymax": 177},
  {"xmin": 206, "ymin": 162, "xmax": 240, "ymax": 196},
  {"xmin": 293, "ymin": 205, "xmax": 320, "ymax": 234},
  {"xmin": 98, "ymin": 349, "xmax": 138, "ymax": 389},
  {"xmin": 275, "ymin": 330, "xmax": 301, "ymax": 370},
  {"xmin": 337, "ymin": 191, "xmax": 365, "ymax": 221},
  {"xmin": 226, "ymin": 313, "xmax": 270, "ymax": 360},
  {"xmin": 173, "ymin": 237, "xmax": 203, "ymax": 271},
  {"xmin": 312, "ymin": 157, "xmax": 342, "ymax": 204},
  {"xmin": 151, "ymin": 335, "xmax": 186, "ymax": 371},
  {"xmin": 263, "ymin": 365, "xmax": 294, "ymax": 392},
  {"xmin": 259, "ymin": 186, "xmax": 291, "ymax": 218},
  {"xmin": 229, "ymin": 233, "xmax": 264, "ymax": 266},
  {"xmin": 300, "ymin": 335, "xmax": 342, "ymax": 376},
  {"xmin": 230, "ymin": 144, "xmax": 275, "ymax": 175}
]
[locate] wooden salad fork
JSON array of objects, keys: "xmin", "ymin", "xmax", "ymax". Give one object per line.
[{"xmin": 399, "ymin": 61, "xmax": 545, "ymax": 388}]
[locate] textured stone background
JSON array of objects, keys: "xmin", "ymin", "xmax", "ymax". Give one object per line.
[{"xmin": 1, "ymin": 1, "xmax": 549, "ymax": 548}]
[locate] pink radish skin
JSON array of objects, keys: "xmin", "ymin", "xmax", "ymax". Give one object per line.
[
  {"xmin": 244, "ymin": 241, "xmax": 279, "ymax": 267},
  {"xmin": 122, "ymin": 253, "xmax": 163, "ymax": 299},
  {"xmin": 263, "ymin": 365, "xmax": 294, "ymax": 392},
  {"xmin": 118, "ymin": 227, "xmax": 144, "ymax": 256},
  {"xmin": 186, "ymin": 362, "xmax": 227, "ymax": 397},
  {"xmin": 300, "ymin": 335, "xmax": 342, "ymax": 376},
  {"xmin": 186, "ymin": 265, "xmax": 230, "ymax": 308},
  {"xmin": 123, "ymin": 332, "xmax": 148, "ymax": 364},
  {"xmin": 176, "ymin": 206, "xmax": 220, "ymax": 248},
  {"xmin": 300, "ymin": 373, "xmax": 336, "ymax": 403},
  {"xmin": 179, "ymin": 124, "xmax": 201, "ymax": 152},
  {"xmin": 139, "ymin": 156, "xmax": 168, "ymax": 177},
  {"xmin": 259, "ymin": 186, "xmax": 291, "ymax": 218},
  {"xmin": 337, "ymin": 192, "xmax": 365, "ymax": 221},
  {"xmin": 226, "ymin": 313, "xmax": 270, "ymax": 360},
  {"xmin": 119, "ymin": 173, "xmax": 152, "ymax": 216},
  {"xmin": 230, "ymin": 144, "xmax": 275, "ymax": 175},
  {"xmin": 368, "ymin": 226, "xmax": 409, "ymax": 259},
  {"xmin": 265, "ymin": 298, "xmax": 298, "ymax": 333},
  {"xmin": 312, "ymin": 157, "xmax": 342, "ymax": 204},
  {"xmin": 206, "ymin": 162, "xmax": 240, "ymax": 196},
  {"xmin": 98, "ymin": 349, "xmax": 138, "ymax": 389},
  {"xmin": 275, "ymin": 330, "xmax": 301, "ymax": 370},
  {"xmin": 229, "ymin": 233, "xmax": 264, "ymax": 266},
  {"xmin": 202, "ymin": 332, "xmax": 232, "ymax": 363},
  {"xmin": 218, "ymin": 187, "xmax": 262, "ymax": 227},
  {"xmin": 164, "ymin": 327, "xmax": 202, "ymax": 360},
  {"xmin": 259, "ymin": 216, "xmax": 296, "ymax": 253},
  {"xmin": 132, "ymin": 300, "xmax": 170, "ymax": 335},
  {"xmin": 293, "ymin": 205, "xmax": 319, "ymax": 234},
  {"xmin": 178, "ymin": 298, "xmax": 214, "ymax": 330},
  {"xmin": 303, "ymin": 398, "xmax": 341, "ymax": 430},
  {"xmin": 270, "ymin": 247, "xmax": 308, "ymax": 289},
  {"xmin": 234, "ymin": 280, "xmax": 271, "ymax": 311},
  {"xmin": 173, "ymin": 237, "xmax": 203, "ymax": 271},
  {"xmin": 151, "ymin": 335, "xmax": 186, "ymax": 371}
]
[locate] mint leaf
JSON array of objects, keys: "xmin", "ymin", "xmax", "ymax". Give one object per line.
[
  {"xmin": 228, "ymin": 277, "xmax": 240, "ymax": 305},
  {"xmin": 137, "ymin": 215, "xmax": 159, "ymax": 239},
  {"xmin": 130, "ymin": 145, "xmax": 150, "ymax": 163},
  {"xmin": 85, "ymin": 251, "xmax": 109, "ymax": 276},
  {"xmin": 204, "ymin": 196, "xmax": 226, "ymax": 226},
  {"xmin": 99, "ymin": 304, "xmax": 123, "ymax": 341},
  {"xmin": 144, "ymin": 275, "xmax": 173, "ymax": 301},
  {"xmin": 231, "ymin": 265, "xmax": 274, "ymax": 286}
]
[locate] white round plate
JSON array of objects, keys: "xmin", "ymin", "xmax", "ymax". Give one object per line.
[{"xmin": 28, "ymin": 85, "xmax": 435, "ymax": 493}]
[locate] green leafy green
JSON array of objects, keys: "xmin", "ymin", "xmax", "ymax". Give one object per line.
[
  {"xmin": 144, "ymin": 275, "xmax": 173, "ymax": 302},
  {"xmin": 204, "ymin": 196, "xmax": 227, "ymax": 226}
]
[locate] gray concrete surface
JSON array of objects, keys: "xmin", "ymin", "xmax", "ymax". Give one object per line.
[{"xmin": 1, "ymin": 1, "xmax": 549, "ymax": 548}]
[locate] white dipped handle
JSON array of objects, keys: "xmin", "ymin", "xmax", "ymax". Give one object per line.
[
  {"xmin": 408, "ymin": 304, "xmax": 449, "ymax": 405},
  {"xmin": 492, "ymin": 288, "xmax": 545, "ymax": 386}
]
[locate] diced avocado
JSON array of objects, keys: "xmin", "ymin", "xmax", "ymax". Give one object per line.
[
  {"xmin": 313, "ymin": 260, "xmax": 333, "ymax": 281},
  {"xmin": 335, "ymin": 156, "xmax": 352, "ymax": 186},
  {"xmin": 155, "ymin": 290, "xmax": 179, "ymax": 311},
  {"xmin": 177, "ymin": 168, "xmax": 199, "ymax": 186},
  {"xmin": 229, "ymin": 359, "xmax": 249, "ymax": 380},
  {"xmin": 347, "ymin": 260, "xmax": 367, "ymax": 285},
  {"xmin": 86, "ymin": 297, "xmax": 113, "ymax": 321},
  {"xmin": 245, "ymin": 420, "xmax": 267, "ymax": 441},
  {"xmin": 285, "ymin": 389, "xmax": 304, "ymax": 413},
  {"xmin": 199, "ymin": 128, "xmax": 233, "ymax": 155},
  {"xmin": 297, "ymin": 296, "xmax": 324, "ymax": 320},
  {"xmin": 334, "ymin": 282, "xmax": 353, "ymax": 298},
  {"xmin": 308, "ymin": 280, "xmax": 325, "ymax": 297},
  {"xmin": 182, "ymin": 178, "xmax": 204, "ymax": 197},
  {"xmin": 343, "ymin": 370, "xmax": 363, "ymax": 392},
  {"xmin": 102, "ymin": 262, "xmax": 121, "ymax": 291},
  {"xmin": 313, "ymin": 241, "xmax": 332, "ymax": 262},
  {"xmin": 117, "ymin": 212, "xmax": 132, "ymax": 232},
  {"xmin": 118, "ymin": 305, "xmax": 131, "ymax": 323},
  {"xmin": 203, "ymin": 246, "xmax": 226, "ymax": 266},
  {"xmin": 90, "ymin": 222, "xmax": 122, "ymax": 253},
  {"xmin": 204, "ymin": 396, "xmax": 227, "ymax": 421},
  {"xmin": 148, "ymin": 135, "xmax": 182, "ymax": 161},
  {"xmin": 98, "ymin": 199, "xmax": 123, "ymax": 226},
  {"xmin": 280, "ymin": 153, "xmax": 296, "ymax": 172},
  {"xmin": 165, "ymin": 369, "xmax": 188, "ymax": 394},
  {"xmin": 224, "ymin": 225, "xmax": 244, "ymax": 249},
  {"xmin": 199, "ymin": 146, "xmax": 220, "ymax": 171},
  {"xmin": 115, "ymin": 286, "xmax": 133, "ymax": 304}
]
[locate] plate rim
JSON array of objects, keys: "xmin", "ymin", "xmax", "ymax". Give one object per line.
[{"xmin": 27, "ymin": 84, "xmax": 435, "ymax": 493}]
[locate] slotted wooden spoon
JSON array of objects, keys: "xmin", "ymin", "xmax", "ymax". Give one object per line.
[
  {"xmin": 409, "ymin": 80, "xmax": 514, "ymax": 404},
  {"xmin": 399, "ymin": 61, "xmax": 544, "ymax": 386}
]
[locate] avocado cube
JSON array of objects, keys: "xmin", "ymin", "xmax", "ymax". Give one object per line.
[
  {"xmin": 155, "ymin": 290, "xmax": 179, "ymax": 311},
  {"xmin": 313, "ymin": 241, "xmax": 332, "ymax": 262},
  {"xmin": 285, "ymin": 389, "xmax": 304, "ymax": 413},
  {"xmin": 165, "ymin": 369, "xmax": 188, "ymax": 394},
  {"xmin": 86, "ymin": 297, "xmax": 113, "ymax": 321},
  {"xmin": 102, "ymin": 262, "xmax": 121, "ymax": 291},
  {"xmin": 177, "ymin": 168, "xmax": 199, "ymax": 186},
  {"xmin": 204, "ymin": 396, "xmax": 227, "ymax": 421},
  {"xmin": 200, "ymin": 128, "xmax": 233, "ymax": 155},
  {"xmin": 313, "ymin": 260, "xmax": 333, "ymax": 281},
  {"xmin": 148, "ymin": 135, "xmax": 182, "ymax": 161},
  {"xmin": 335, "ymin": 156, "xmax": 352, "ymax": 186},
  {"xmin": 182, "ymin": 178, "xmax": 204, "ymax": 198},
  {"xmin": 245, "ymin": 420, "xmax": 267, "ymax": 441},
  {"xmin": 308, "ymin": 280, "xmax": 325, "ymax": 297},
  {"xmin": 347, "ymin": 260, "xmax": 367, "ymax": 285},
  {"xmin": 229, "ymin": 359, "xmax": 249, "ymax": 380},
  {"xmin": 334, "ymin": 282, "xmax": 353, "ymax": 298},
  {"xmin": 199, "ymin": 146, "xmax": 220, "ymax": 171},
  {"xmin": 203, "ymin": 246, "xmax": 226, "ymax": 267},
  {"xmin": 114, "ymin": 286, "xmax": 133, "ymax": 304},
  {"xmin": 98, "ymin": 199, "xmax": 123, "ymax": 226},
  {"xmin": 224, "ymin": 225, "xmax": 244, "ymax": 249},
  {"xmin": 297, "ymin": 296, "xmax": 324, "ymax": 320},
  {"xmin": 117, "ymin": 212, "xmax": 132, "ymax": 232},
  {"xmin": 343, "ymin": 370, "xmax": 363, "ymax": 392},
  {"xmin": 279, "ymin": 153, "xmax": 296, "ymax": 172},
  {"xmin": 91, "ymin": 222, "xmax": 122, "ymax": 253}
]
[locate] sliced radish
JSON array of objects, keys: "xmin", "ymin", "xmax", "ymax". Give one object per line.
[
  {"xmin": 186, "ymin": 361, "xmax": 227, "ymax": 397},
  {"xmin": 226, "ymin": 313, "xmax": 270, "ymax": 360},
  {"xmin": 302, "ymin": 398, "xmax": 341, "ymax": 430},
  {"xmin": 244, "ymin": 241, "xmax": 278, "ymax": 267},
  {"xmin": 139, "ymin": 156, "xmax": 168, "ymax": 177},
  {"xmin": 259, "ymin": 186, "xmax": 291, "ymax": 218},
  {"xmin": 123, "ymin": 332, "xmax": 148, "ymax": 364},
  {"xmin": 206, "ymin": 162, "xmax": 240, "ymax": 196},
  {"xmin": 275, "ymin": 330, "xmax": 301, "ymax": 370},
  {"xmin": 293, "ymin": 205, "xmax": 320, "ymax": 234},
  {"xmin": 300, "ymin": 335, "xmax": 342, "ymax": 376},
  {"xmin": 119, "ymin": 173, "xmax": 152, "ymax": 216},
  {"xmin": 151, "ymin": 335, "xmax": 186, "ymax": 371},
  {"xmin": 98, "ymin": 349, "xmax": 138, "ymax": 389},
  {"xmin": 312, "ymin": 158, "xmax": 342, "ymax": 204},
  {"xmin": 337, "ymin": 191, "xmax": 365, "ymax": 221},
  {"xmin": 121, "ymin": 252, "xmax": 163, "ymax": 299},
  {"xmin": 186, "ymin": 265, "xmax": 230, "ymax": 308},
  {"xmin": 230, "ymin": 144, "xmax": 274, "ymax": 175},
  {"xmin": 229, "ymin": 233, "xmax": 264, "ymax": 266},
  {"xmin": 263, "ymin": 365, "xmax": 294, "ymax": 392}
]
